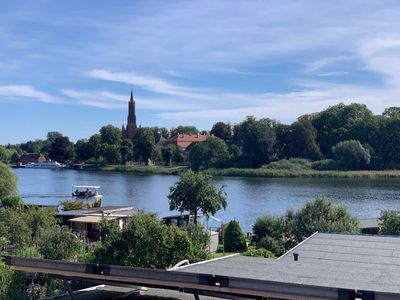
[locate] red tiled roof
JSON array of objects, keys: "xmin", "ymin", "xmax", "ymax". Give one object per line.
[{"xmin": 164, "ymin": 134, "xmax": 208, "ymax": 150}]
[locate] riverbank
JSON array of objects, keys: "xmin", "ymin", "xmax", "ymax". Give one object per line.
[{"xmin": 100, "ymin": 165, "xmax": 400, "ymax": 178}]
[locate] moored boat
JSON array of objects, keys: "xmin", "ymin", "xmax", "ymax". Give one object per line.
[{"xmin": 24, "ymin": 160, "xmax": 64, "ymax": 169}]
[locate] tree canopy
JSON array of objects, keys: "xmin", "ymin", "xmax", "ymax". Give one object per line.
[
  {"xmin": 210, "ymin": 122, "xmax": 232, "ymax": 142},
  {"xmin": 233, "ymin": 116, "xmax": 276, "ymax": 167},
  {"xmin": 93, "ymin": 213, "xmax": 208, "ymax": 268},
  {"xmin": 4, "ymin": 102, "xmax": 400, "ymax": 170},
  {"xmin": 49, "ymin": 136, "xmax": 74, "ymax": 163},
  {"xmin": 331, "ymin": 140, "xmax": 371, "ymax": 170},
  {"xmin": 133, "ymin": 127, "xmax": 156, "ymax": 162},
  {"xmin": 189, "ymin": 136, "xmax": 229, "ymax": 171},
  {"xmin": 379, "ymin": 210, "xmax": 400, "ymax": 235},
  {"xmin": 100, "ymin": 125, "xmax": 122, "ymax": 145},
  {"xmin": 253, "ymin": 197, "xmax": 359, "ymax": 256},
  {"xmin": 37, "ymin": 225, "xmax": 81, "ymax": 260},
  {"xmin": 168, "ymin": 170, "xmax": 227, "ymax": 224},
  {"xmin": 0, "ymin": 162, "xmax": 17, "ymax": 200}
]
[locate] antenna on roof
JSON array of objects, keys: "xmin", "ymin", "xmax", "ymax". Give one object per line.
[{"xmin": 293, "ymin": 253, "xmax": 299, "ymax": 261}]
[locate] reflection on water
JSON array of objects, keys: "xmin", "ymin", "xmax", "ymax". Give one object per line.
[{"xmin": 13, "ymin": 169, "xmax": 400, "ymax": 231}]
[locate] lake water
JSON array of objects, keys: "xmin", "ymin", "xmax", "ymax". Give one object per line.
[{"xmin": 13, "ymin": 168, "xmax": 400, "ymax": 232}]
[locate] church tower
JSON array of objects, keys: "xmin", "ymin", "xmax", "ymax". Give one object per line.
[{"xmin": 122, "ymin": 90, "xmax": 137, "ymax": 141}]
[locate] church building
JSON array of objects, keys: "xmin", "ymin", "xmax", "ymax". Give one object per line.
[{"xmin": 122, "ymin": 90, "xmax": 137, "ymax": 141}]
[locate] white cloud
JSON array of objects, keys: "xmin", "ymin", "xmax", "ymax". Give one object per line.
[
  {"xmin": 0, "ymin": 85, "xmax": 59, "ymax": 103},
  {"xmin": 61, "ymin": 88, "xmax": 195, "ymax": 110},
  {"xmin": 86, "ymin": 69, "xmax": 213, "ymax": 100}
]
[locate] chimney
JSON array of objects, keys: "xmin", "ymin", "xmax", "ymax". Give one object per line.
[{"xmin": 293, "ymin": 252, "xmax": 299, "ymax": 261}]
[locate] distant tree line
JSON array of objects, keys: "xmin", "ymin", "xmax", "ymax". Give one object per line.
[{"xmin": 2, "ymin": 103, "xmax": 400, "ymax": 170}]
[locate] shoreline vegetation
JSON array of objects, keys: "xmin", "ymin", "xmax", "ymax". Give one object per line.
[{"xmin": 100, "ymin": 165, "xmax": 400, "ymax": 179}]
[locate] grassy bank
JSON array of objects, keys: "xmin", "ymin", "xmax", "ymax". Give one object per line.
[
  {"xmin": 205, "ymin": 168, "xmax": 400, "ymax": 179},
  {"xmin": 100, "ymin": 165, "xmax": 400, "ymax": 178},
  {"xmin": 100, "ymin": 165, "xmax": 188, "ymax": 175}
]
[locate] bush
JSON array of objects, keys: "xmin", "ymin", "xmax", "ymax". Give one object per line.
[
  {"xmin": 257, "ymin": 236, "xmax": 287, "ymax": 256},
  {"xmin": 189, "ymin": 136, "xmax": 230, "ymax": 170},
  {"xmin": 94, "ymin": 213, "xmax": 201, "ymax": 269},
  {"xmin": 37, "ymin": 226, "xmax": 82, "ymax": 260},
  {"xmin": 242, "ymin": 246, "xmax": 275, "ymax": 258},
  {"xmin": 0, "ymin": 162, "xmax": 17, "ymax": 200},
  {"xmin": 61, "ymin": 200, "xmax": 85, "ymax": 211},
  {"xmin": 290, "ymin": 197, "xmax": 359, "ymax": 243},
  {"xmin": 252, "ymin": 197, "xmax": 359, "ymax": 256},
  {"xmin": 311, "ymin": 159, "xmax": 340, "ymax": 170},
  {"xmin": 263, "ymin": 158, "xmax": 311, "ymax": 170},
  {"xmin": 0, "ymin": 195, "xmax": 24, "ymax": 209},
  {"xmin": 185, "ymin": 223, "xmax": 210, "ymax": 262},
  {"xmin": 379, "ymin": 210, "xmax": 400, "ymax": 235},
  {"xmin": 253, "ymin": 215, "xmax": 286, "ymax": 241},
  {"xmin": 224, "ymin": 220, "xmax": 247, "ymax": 252},
  {"xmin": 331, "ymin": 140, "xmax": 371, "ymax": 170}
]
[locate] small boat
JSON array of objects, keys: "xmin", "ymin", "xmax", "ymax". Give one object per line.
[
  {"xmin": 24, "ymin": 160, "xmax": 64, "ymax": 169},
  {"xmin": 72, "ymin": 185, "xmax": 103, "ymax": 200}
]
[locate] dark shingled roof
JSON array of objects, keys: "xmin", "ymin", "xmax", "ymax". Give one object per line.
[{"xmin": 177, "ymin": 232, "xmax": 400, "ymax": 295}]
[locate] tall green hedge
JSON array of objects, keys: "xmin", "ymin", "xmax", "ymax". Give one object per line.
[{"xmin": 224, "ymin": 220, "xmax": 247, "ymax": 252}]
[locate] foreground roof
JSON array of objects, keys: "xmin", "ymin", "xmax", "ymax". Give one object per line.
[
  {"xmin": 177, "ymin": 232, "xmax": 400, "ymax": 296},
  {"xmin": 57, "ymin": 206, "xmax": 137, "ymax": 217}
]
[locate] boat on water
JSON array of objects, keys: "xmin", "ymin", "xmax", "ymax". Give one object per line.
[
  {"xmin": 24, "ymin": 160, "xmax": 64, "ymax": 169},
  {"xmin": 72, "ymin": 185, "xmax": 103, "ymax": 200}
]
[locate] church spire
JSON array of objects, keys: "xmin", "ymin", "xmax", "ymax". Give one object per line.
[{"xmin": 123, "ymin": 90, "xmax": 137, "ymax": 141}]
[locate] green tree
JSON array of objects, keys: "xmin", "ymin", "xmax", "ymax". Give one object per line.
[
  {"xmin": 49, "ymin": 136, "xmax": 74, "ymax": 163},
  {"xmin": 88, "ymin": 134, "xmax": 102, "ymax": 158},
  {"xmin": 75, "ymin": 139, "xmax": 95, "ymax": 162},
  {"xmin": 149, "ymin": 126, "xmax": 169, "ymax": 141},
  {"xmin": 379, "ymin": 210, "xmax": 400, "ymax": 235},
  {"xmin": 168, "ymin": 170, "xmax": 227, "ymax": 224},
  {"xmin": 376, "ymin": 117, "xmax": 400, "ymax": 168},
  {"xmin": 171, "ymin": 144, "xmax": 184, "ymax": 164},
  {"xmin": 100, "ymin": 125, "xmax": 122, "ymax": 145},
  {"xmin": 37, "ymin": 226, "xmax": 81, "ymax": 260},
  {"xmin": 10, "ymin": 152, "xmax": 20, "ymax": 164},
  {"xmin": 242, "ymin": 246, "xmax": 275, "ymax": 258},
  {"xmin": 170, "ymin": 126, "xmax": 199, "ymax": 137},
  {"xmin": 151, "ymin": 146, "xmax": 163, "ymax": 163},
  {"xmin": 252, "ymin": 215, "xmax": 288, "ymax": 256},
  {"xmin": 46, "ymin": 131, "xmax": 63, "ymax": 144},
  {"xmin": 94, "ymin": 213, "xmax": 197, "ymax": 268},
  {"xmin": 0, "ymin": 208, "xmax": 31, "ymax": 251},
  {"xmin": 311, "ymin": 103, "xmax": 374, "ymax": 155},
  {"xmin": 0, "ymin": 146, "xmax": 11, "ymax": 163},
  {"xmin": 290, "ymin": 197, "xmax": 359, "ymax": 243},
  {"xmin": 189, "ymin": 136, "xmax": 229, "ymax": 170},
  {"xmin": 133, "ymin": 127, "xmax": 156, "ymax": 162},
  {"xmin": 0, "ymin": 195, "xmax": 23, "ymax": 209},
  {"xmin": 233, "ymin": 117, "xmax": 276, "ymax": 167},
  {"xmin": 26, "ymin": 207, "xmax": 57, "ymax": 241},
  {"xmin": 100, "ymin": 144, "xmax": 121, "ymax": 165},
  {"xmin": 185, "ymin": 223, "xmax": 210, "ymax": 261},
  {"xmin": 162, "ymin": 144, "xmax": 184, "ymax": 166},
  {"xmin": 253, "ymin": 215, "xmax": 286, "ymax": 241},
  {"xmin": 20, "ymin": 140, "xmax": 43, "ymax": 154},
  {"xmin": 383, "ymin": 107, "xmax": 400, "ymax": 118},
  {"xmin": 119, "ymin": 139, "xmax": 133, "ymax": 164},
  {"xmin": 224, "ymin": 220, "xmax": 247, "ymax": 252},
  {"xmin": 286, "ymin": 119, "xmax": 322, "ymax": 160},
  {"xmin": 0, "ymin": 162, "xmax": 17, "ymax": 200},
  {"xmin": 210, "ymin": 122, "xmax": 232, "ymax": 142},
  {"xmin": 331, "ymin": 140, "xmax": 371, "ymax": 170}
]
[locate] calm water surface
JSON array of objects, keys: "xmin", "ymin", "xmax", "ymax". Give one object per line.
[{"xmin": 13, "ymin": 169, "xmax": 400, "ymax": 231}]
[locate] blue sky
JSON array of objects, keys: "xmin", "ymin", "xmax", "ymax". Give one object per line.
[{"xmin": 1, "ymin": 1, "xmax": 400, "ymax": 144}]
